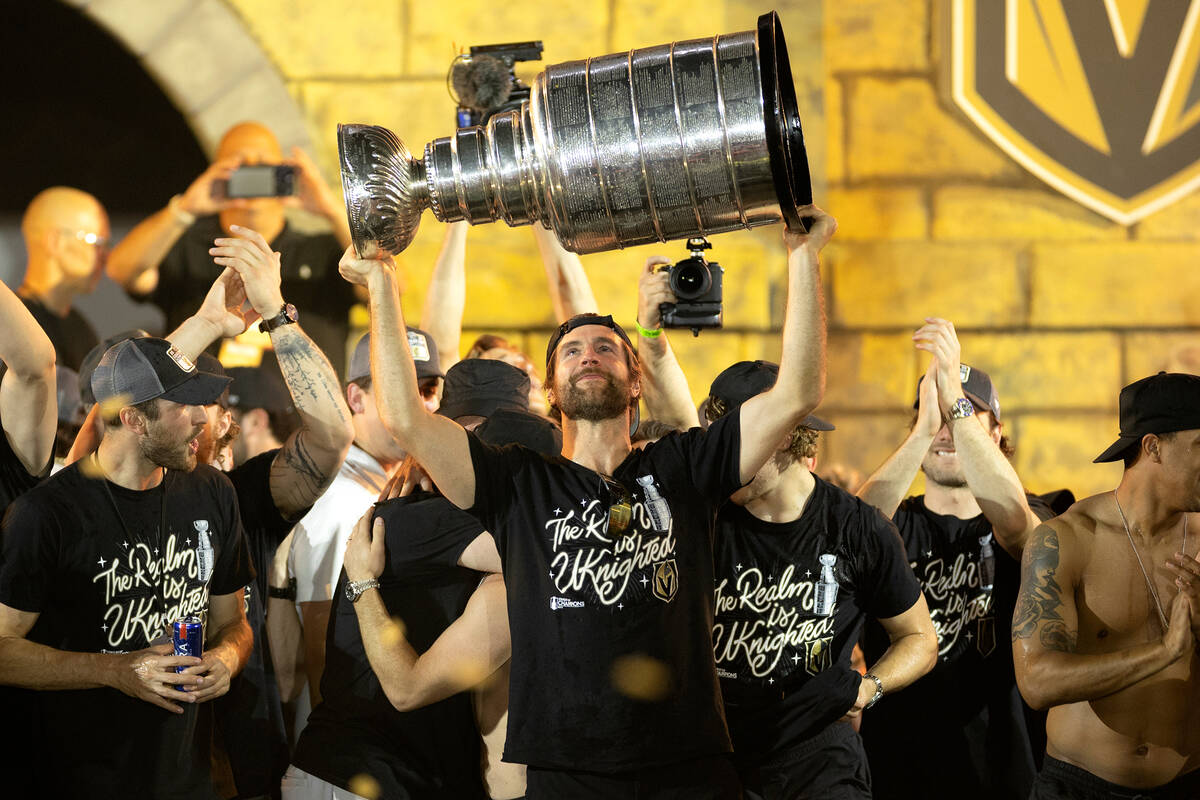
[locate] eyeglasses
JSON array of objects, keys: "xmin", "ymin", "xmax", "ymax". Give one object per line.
[{"xmin": 61, "ymin": 229, "xmax": 110, "ymax": 249}]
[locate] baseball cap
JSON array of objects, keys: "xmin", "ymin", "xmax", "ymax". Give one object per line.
[
  {"xmin": 913, "ymin": 363, "xmax": 1002, "ymax": 421},
  {"xmin": 545, "ymin": 313, "xmax": 634, "ymax": 369},
  {"xmin": 475, "ymin": 408, "xmax": 562, "ymax": 456},
  {"xmin": 437, "ymin": 359, "xmax": 530, "ymax": 420},
  {"xmin": 707, "ymin": 361, "xmax": 835, "ymax": 431},
  {"xmin": 227, "ymin": 354, "xmax": 294, "ymax": 415},
  {"xmin": 91, "ymin": 337, "xmax": 231, "ymax": 407},
  {"xmin": 79, "ymin": 329, "xmax": 150, "ymax": 406},
  {"xmin": 1094, "ymin": 372, "xmax": 1200, "ymax": 463},
  {"xmin": 347, "ymin": 328, "xmax": 443, "ymax": 384}
]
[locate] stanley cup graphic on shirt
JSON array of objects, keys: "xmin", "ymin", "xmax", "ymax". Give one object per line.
[
  {"xmin": 978, "ymin": 533, "xmax": 996, "ymax": 593},
  {"xmin": 194, "ymin": 520, "xmax": 214, "ymax": 583},
  {"xmin": 637, "ymin": 475, "xmax": 672, "ymax": 533},
  {"xmin": 814, "ymin": 553, "xmax": 839, "ymax": 617}
]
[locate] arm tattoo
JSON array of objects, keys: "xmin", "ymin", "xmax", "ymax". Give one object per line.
[
  {"xmin": 271, "ymin": 433, "xmax": 336, "ymax": 515},
  {"xmin": 1012, "ymin": 525, "xmax": 1077, "ymax": 652}
]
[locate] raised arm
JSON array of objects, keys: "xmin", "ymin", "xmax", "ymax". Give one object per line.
[
  {"xmin": 0, "ymin": 281, "xmax": 56, "ymax": 474},
  {"xmin": 848, "ymin": 595, "xmax": 937, "ymax": 717},
  {"xmin": 736, "ymin": 208, "xmax": 833, "ymax": 484},
  {"xmin": 918, "ymin": 318, "xmax": 1039, "ymax": 557},
  {"xmin": 338, "ymin": 247, "xmax": 476, "ymax": 510},
  {"xmin": 533, "ymin": 222, "xmax": 598, "ymax": 322},
  {"xmin": 857, "ymin": 360, "xmax": 940, "ymax": 519},
  {"xmin": 419, "ymin": 222, "xmax": 468, "ymax": 375},
  {"xmin": 634, "ymin": 256, "xmax": 699, "ymax": 431},
  {"xmin": 285, "ymin": 147, "xmax": 352, "ymax": 251},
  {"xmin": 1012, "ymin": 521, "xmax": 1192, "ymax": 710},
  {"xmin": 344, "ymin": 513, "xmax": 511, "ymax": 711},
  {"xmin": 107, "ymin": 157, "xmax": 239, "ymax": 296},
  {"xmin": 209, "ymin": 226, "xmax": 355, "ymax": 517}
]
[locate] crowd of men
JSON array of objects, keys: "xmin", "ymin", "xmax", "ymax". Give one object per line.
[{"xmin": 0, "ymin": 119, "xmax": 1197, "ymax": 800}]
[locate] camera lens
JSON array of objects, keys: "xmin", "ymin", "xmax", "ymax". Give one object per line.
[{"xmin": 670, "ymin": 260, "xmax": 712, "ymax": 301}]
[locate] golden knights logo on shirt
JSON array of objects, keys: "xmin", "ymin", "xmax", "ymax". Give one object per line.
[{"xmin": 952, "ymin": 0, "xmax": 1200, "ymax": 224}]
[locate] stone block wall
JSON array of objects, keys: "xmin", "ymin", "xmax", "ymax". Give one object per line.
[{"xmin": 214, "ymin": 0, "xmax": 1197, "ymax": 500}]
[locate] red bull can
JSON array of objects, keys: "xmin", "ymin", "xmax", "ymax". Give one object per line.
[{"xmin": 171, "ymin": 616, "xmax": 204, "ymax": 673}]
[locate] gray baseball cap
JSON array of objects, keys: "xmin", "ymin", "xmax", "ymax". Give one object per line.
[
  {"xmin": 91, "ymin": 337, "xmax": 231, "ymax": 407},
  {"xmin": 346, "ymin": 328, "xmax": 443, "ymax": 383}
]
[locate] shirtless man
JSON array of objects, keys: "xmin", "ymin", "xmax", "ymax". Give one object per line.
[{"xmin": 1014, "ymin": 372, "xmax": 1200, "ymax": 798}]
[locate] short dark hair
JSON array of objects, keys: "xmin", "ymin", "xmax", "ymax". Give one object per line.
[
  {"xmin": 705, "ymin": 395, "xmax": 819, "ymax": 461},
  {"xmin": 346, "ymin": 375, "xmax": 372, "ymax": 394},
  {"xmin": 1123, "ymin": 431, "xmax": 1176, "ymax": 469},
  {"xmin": 102, "ymin": 397, "xmax": 161, "ymax": 427}
]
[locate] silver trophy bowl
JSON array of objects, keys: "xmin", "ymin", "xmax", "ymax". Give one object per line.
[{"xmin": 338, "ymin": 11, "xmax": 812, "ymax": 256}]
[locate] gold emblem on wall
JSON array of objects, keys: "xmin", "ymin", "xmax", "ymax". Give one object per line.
[
  {"xmin": 952, "ymin": 0, "xmax": 1200, "ymax": 224},
  {"xmin": 653, "ymin": 559, "xmax": 678, "ymax": 603}
]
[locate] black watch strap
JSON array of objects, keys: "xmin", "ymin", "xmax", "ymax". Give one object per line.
[
  {"xmin": 268, "ymin": 577, "xmax": 297, "ymax": 600},
  {"xmin": 259, "ymin": 303, "xmax": 299, "ymax": 334}
]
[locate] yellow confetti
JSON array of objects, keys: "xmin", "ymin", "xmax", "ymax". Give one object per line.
[
  {"xmin": 78, "ymin": 455, "xmax": 106, "ymax": 478},
  {"xmin": 97, "ymin": 393, "xmax": 133, "ymax": 421},
  {"xmin": 347, "ymin": 773, "xmax": 381, "ymax": 800},
  {"xmin": 610, "ymin": 653, "xmax": 671, "ymax": 701},
  {"xmin": 380, "ymin": 616, "xmax": 406, "ymax": 647}
]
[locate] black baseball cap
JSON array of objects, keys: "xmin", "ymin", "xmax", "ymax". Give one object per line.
[
  {"xmin": 227, "ymin": 354, "xmax": 294, "ymax": 415},
  {"xmin": 545, "ymin": 313, "xmax": 634, "ymax": 369},
  {"xmin": 475, "ymin": 408, "xmax": 563, "ymax": 456},
  {"xmin": 707, "ymin": 361, "xmax": 834, "ymax": 431},
  {"xmin": 79, "ymin": 328, "xmax": 150, "ymax": 406},
  {"xmin": 437, "ymin": 359, "xmax": 530, "ymax": 420},
  {"xmin": 347, "ymin": 328, "xmax": 443, "ymax": 383},
  {"xmin": 91, "ymin": 337, "xmax": 231, "ymax": 407},
  {"xmin": 1094, "ymin": 372, "xmax": 1200, "ymax": 463},
  {"xmin": 913, "ymin": 363, "xmax": 1002, "ymax": 421}
]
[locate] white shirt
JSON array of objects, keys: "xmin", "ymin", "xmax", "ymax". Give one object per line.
[{"xmin": 289, "ymin": 443, "xmax": 388, "ymax": 606}]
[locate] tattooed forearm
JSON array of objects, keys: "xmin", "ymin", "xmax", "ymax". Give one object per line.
[
  {"xmin": 1013, "ymin": 524, "xmax": 1075, "ymax": 652},
  {"xmin": 273, "ymin": 327, "xmax": 349, "ymax": 425},
  {"xmin": 271, "ymin": 433, "xmax": 336, "ymax": 516}
]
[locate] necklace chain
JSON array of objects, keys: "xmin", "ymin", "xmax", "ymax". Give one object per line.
[{"xmin": 1113, "ymin": 491, "xmax": 1187, "ymax": 631}]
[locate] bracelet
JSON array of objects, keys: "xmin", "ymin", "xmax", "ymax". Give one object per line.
[
  {"xmin": 167, "ymin": 194, "xmax": 196, "ymax": 227},
  {"xmin": 267, "ymin": 577, "xmax": 296, "ymax": 600},
  {"xmin": 634, "ymin": 319, "xmax": 662, "ymax": 338},
  {"xmin": 863, "ymin": 672, "xmax": 884, "ymax": 709}
]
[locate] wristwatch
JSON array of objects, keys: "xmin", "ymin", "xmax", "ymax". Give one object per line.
[
  {"xmin": 259, "ymin": 303, "xmax": 299, "ymax": 333},
  {"xmin": 267, "ymin": 577, "xmax": 296, "ymax": 600},
  {"xmin": 863, "ymin": 673, "xmax": 884, "ymax": 710},
  {"xmin": 947, "ymin": 396, "xmax": 976, "ymax": 421},
  {"xmin": 344, "ymin": 578, "xmax": 381, "ymax": 603}
]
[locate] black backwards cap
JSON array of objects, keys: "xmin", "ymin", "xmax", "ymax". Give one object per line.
[
  {"xmin": 1094, "ymin": 372, "xmax": 1200, "ymax": 463},
  {"xmin": 707, "ymin": 360, "xmax": 834, "ymax": 431},
  {"xmin": 437, "ymin": 359, "xmax": 530, "ymax": 420},
  {"xmin": 913, "ymin": 363, "xmax": 1002, "ymax": 421},
  {"xmin": 545, "ymin": 314, "xmax": 634, "ymax": 369},
  {"xmin": 91, "ymin": 337, "xmax": 231, "ymax": 407}
]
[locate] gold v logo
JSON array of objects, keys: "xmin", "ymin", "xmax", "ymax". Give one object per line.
[{"xmin": 953, "ymin": 0, "xmax": 1200, "ymax": 224}]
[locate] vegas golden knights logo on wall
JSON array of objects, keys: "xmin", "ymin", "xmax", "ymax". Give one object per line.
[{"xmin": 952, "ymin": 0, "xmax": 1200, "ymax": 224}]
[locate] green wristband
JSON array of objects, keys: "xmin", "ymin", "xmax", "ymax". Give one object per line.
[{"xmin": 635, "ymin": 319, "xmax": 662, "ymax": 338}]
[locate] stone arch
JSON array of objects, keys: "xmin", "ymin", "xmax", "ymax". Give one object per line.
[{"xmin": 66, "ymin": 0, "xmax": 312, "ymax": 155}]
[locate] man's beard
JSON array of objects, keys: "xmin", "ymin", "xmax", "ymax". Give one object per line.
[
  {"xmin": 140, "ymin": 425, "xmax": 199, "ymax": 472},
  {"xmin": 920, "ymin": 451, "xmax": 967, "ymax": 489},
  {"xmin": 559, "ymin": 370, "xmax": 630, "ymax": 422}
]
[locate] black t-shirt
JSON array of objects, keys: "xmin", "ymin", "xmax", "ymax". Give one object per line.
[
  {"xmin": 0, "ymin": 461, "xmax": 254, "ymax": 799},
  {"xmin": 216, "ymin": 448, "xmax": 299, "ymax": 798},
  {"xmin": 861, "ymin": 494, "xmax": 1055, "ymax": 800},
  {"xmin": 714, "ymin": 476, "xmax": 920, "ymax": 763},
  {"xmin": 148, "ymin": 216, "xmax": 354, "ymax": 376},
  {"xmin": 293, "ymin": 490, "xmax": 487, "ymax": 799},
  {"xmin": 0, "ymin": 409, "xmax": 52, "ymax": 521},
  {"xmin": 465, "ymin": 412, "xmax": 745, "ymax": 773},
  {"xmin": 20, "ymin": 295, "xmax": 99, "ymax": 372}
]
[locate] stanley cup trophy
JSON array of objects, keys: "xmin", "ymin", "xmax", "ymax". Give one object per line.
[{"xmin": 338, "ymin": 11, "xmax": 813, "ymax": 256}]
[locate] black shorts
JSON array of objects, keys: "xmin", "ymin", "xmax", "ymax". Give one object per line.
[
  {"xmin": 525, "ymin": 754, "xmax": 741, "ymax": 800},
  {"xmin": 1031, "ymin": 755, "xmax": 1200, "ymax": 800},
  {"xmin": 739, "ymin": 721, "xmax": 870, "ymax": 800}
]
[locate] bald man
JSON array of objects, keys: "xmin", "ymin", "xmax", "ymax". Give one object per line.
[
  {"xmin": 18, "ymin": 187, "xmax": 108, "ymax": 371},
  {"xmin": 108, "ymin": 121, "xmax": 357, "ymax": 374}
]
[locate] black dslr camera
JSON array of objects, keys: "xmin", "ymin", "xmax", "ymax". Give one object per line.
[
  {"xmin": 449, "ymin": 41, "xmax": 544, "ymax": 128},
  {"xmin": 661, "ymin": 238, "xmax": 723, "ymax": 336}
]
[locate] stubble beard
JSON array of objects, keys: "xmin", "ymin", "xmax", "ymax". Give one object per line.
[
  {"xmin": 920, "ymin": 452, "xmax": 968, "ymax": 489},
  {"xmin": 140, "ymin": 426, "xmax": 198, "ymax": 473}
]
